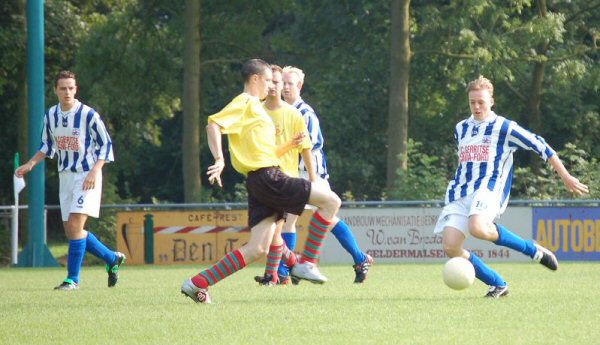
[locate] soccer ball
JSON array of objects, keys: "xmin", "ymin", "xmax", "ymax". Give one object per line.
[{"xmin": 443, "ymin": 257, "xmax": 475, "ymax": 290}]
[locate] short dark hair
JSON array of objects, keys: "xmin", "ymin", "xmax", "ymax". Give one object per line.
[
  {"xmin": 55, "ymin": 70, "xmax": 77, "ymax": 87},
  {"xmin": 241, "ymin": 59, "xmax": 270, "ymax": 83}
]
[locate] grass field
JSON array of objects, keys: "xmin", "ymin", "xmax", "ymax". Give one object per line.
[{"xmin": 1, "ymin": 262, "xmax": 599, "ymax": 345}]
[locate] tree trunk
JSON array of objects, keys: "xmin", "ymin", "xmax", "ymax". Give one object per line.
[
  {"xmin": 182, "ymin": 0, "xmax": 202, "ymax": 202},
  {"xmin": 386, "ymin": 0, "xmax": 411, "ymax": 191},
  {"xmin": 528, "ymin": 0, "xmax": 548, "ymax": 173}
]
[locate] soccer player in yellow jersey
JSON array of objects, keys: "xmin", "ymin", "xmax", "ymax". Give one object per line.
[
  {"xmin": 181, "ymin": 59, "xmax": 341, "ymax": 303},
  {"xmin": 251, "ymin": 64, "xmax": 319, "ymax": 285}
]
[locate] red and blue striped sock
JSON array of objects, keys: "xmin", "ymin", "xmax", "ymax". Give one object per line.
[
  {"xmin": 191, "ymin": 250, "xmax": 246, "ymax": 288},
  {"xmin": 301, "ymin": 212, "xmax": 331, "ymax": 264},
  {"xmin": 265, "ymin": 244, "xmax": 284, "ymax": 282}
]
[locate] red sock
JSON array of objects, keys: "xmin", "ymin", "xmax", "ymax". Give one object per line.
[
  {"xmin": 301, "ymin": 212, "xmax": 331, "ymax": 264},
  {"xmin": 191, "ymin": 249, "xmax": 246, "ymax": 288},
  {"xmin": 265, "ymin": 244, "xmax": 284, "ymax": 282},
  {"xmin": 282, "ymin": 244, "xmax": 296, "ymax": 267}
]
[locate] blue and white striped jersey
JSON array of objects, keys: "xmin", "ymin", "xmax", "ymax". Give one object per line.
[
  {"xmin": 293, "ymin": 98, "xmax": 329, "ymax": 179},
  {"xmin": 39, "ymin": 100, "xmax": 114, "ymax": 172},
  {"xmin": 445, "ymin": 112, "xmax": 555, "ymax": 209}
]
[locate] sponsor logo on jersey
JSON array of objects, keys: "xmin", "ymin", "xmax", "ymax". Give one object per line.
[
  {"xmin": 459, "ymin": 144, "xmax": 489, "ymax": 162},
  {"xmin": 56, "ymin": 136, "xmax": 79, "ymax": 151}
]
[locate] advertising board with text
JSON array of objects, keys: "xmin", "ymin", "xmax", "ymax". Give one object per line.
[
  {"xmin": 318, "ymin": 207, "xmax": 532, "ymax": 263},
  {"xmin": 532, "ymin": 207, "xmax": 600, "ymax": 261}
]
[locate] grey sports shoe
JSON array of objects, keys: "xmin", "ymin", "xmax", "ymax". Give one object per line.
[
  {"xmin": 54, "ymin": 279, "xmax": 79, "ymax": 291},
  {"xmin": 291, "ymin": 261, "xmax": 327, "ymax": 284},
  {"xmin": 533, "ymin": 244, "xmax": 558, "ymax": 271},
  {"xmin": 107, "ymin": 252, "xmax": 126, "ymax": 287},
  {"xmin": 485, "ymin": 285, "xmax": 509, "ymax": 298},
  {"xmin": 181, "ymin": 278, "xmax": 211, "ymax": 304}
]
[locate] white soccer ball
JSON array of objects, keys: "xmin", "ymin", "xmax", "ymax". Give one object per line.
[{"xmin": 443, "ymin": 257, "xmax": 475, "ymax": 290}]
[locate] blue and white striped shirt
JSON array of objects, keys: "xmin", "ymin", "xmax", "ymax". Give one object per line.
[
  {"xmin": 39, "ymin": 100, "xmax": 114, "ymax": 172},
  {"xmin": 445, "ymin": 112, "xmax": 555, "ymax": 209},
  {"xmin": 293, "ymin": 98, "xmax": 329, "ymax": 179}
]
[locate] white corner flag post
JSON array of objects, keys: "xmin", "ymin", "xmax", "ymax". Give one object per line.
[{"xmin": 12, "ymin": 152, "xmax": 26, "ymax": 265}]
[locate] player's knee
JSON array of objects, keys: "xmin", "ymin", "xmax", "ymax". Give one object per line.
[
  {"xmin": 469, "ymin": 222, "xmax": 496, "ymax": 241},
  {"xmin": 443, "ymin": 243, "xmax": 463, "ymax": 258},
  {"xmin": 327, "ymin": 191, "xmax": 341, "ymax": 212},
  {"xmin": 243, "ymin": 245, "xmax": 268, "ymax": 263}
]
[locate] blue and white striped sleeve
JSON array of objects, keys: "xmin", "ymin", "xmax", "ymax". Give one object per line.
[
  {"xmin": 38, "ymin": 111, "xmax": 56, "ymax": 158},
  {"xmin": 306, "ymin": 111, "xmax": 322, "ymax": 149},
  {"xmin": 90, "ymin": 112, "xmax": 114, "ymax": 162},
  {"xmin": 508, "ymin": 122, "xmax": 555, "ymax": 161}
]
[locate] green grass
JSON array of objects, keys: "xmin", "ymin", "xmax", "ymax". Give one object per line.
[{"xmin": 1, "ymin": 263, "xmax": 599, "ymax": 345}]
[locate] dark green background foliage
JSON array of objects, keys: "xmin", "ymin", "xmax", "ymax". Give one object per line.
[{"xmin": 0, "ymin": 0, "xmax": 598, "ymax": 261}]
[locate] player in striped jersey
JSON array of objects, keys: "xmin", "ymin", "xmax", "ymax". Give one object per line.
[
  {"xmin": 434, "ymin": 75, "xmax": 588, "ymax": 298},
  {"xmin": 15, "ymin": 71, "xmax": 125, "ymax": 290},
  {"xmin": 282, "ymin": 66, "xmax": 373, "ymax": 284}
]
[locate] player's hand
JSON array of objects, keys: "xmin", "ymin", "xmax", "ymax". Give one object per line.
[
  {"xmin": 15, "ymin": 161, "xmax": 34, "ymax": 178},
  {"xmin": 207, "ymin": 159, "xmax": 225, "ymax": 187},
  {"xmin": 291, "ymin": 132, "xmax": 306, "ymax": 146},
  {"xmin": 83, "ymin": 169, "xmax": 99, "ymax": 190},
  {"xmin": 563, "ymin": 175, "xmax": 589, "ymax": 195}
]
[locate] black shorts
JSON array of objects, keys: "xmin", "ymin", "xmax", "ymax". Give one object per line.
[{"xmin": 246, "ymin": 167, "xmax": 311, "ymax": 228}]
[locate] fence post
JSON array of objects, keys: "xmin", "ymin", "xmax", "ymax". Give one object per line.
[{"xmin": 144, "ymin": 214, "xmax": 154, "ymax": 264}]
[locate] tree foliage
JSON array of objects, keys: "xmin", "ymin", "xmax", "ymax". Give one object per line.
[{"xmin": 0, "ymin": 0, "xmax": 597, "ymax": 210}]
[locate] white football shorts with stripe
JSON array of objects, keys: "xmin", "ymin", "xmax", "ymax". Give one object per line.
[
  {"xmin": 59, "ymin": 171, "xmax": 103, "ymax": 221},
  {"xmin": 434, "ymin": 188, "xmax": 503, "ymax": 236}
]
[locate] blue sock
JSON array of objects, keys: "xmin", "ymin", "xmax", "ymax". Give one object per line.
[
  {"xmin": 282, "ymin": 232, "xmax": 297, "ymax": 251},
  {"xmin": 278, "ymin": 232, "xmax": 297, "ymax": 278},
  {"xmin": 67, "ymin": 238, "xmax": 86, "ymax": 284},
  {"xmin": 331, "ymin": 220, "xmax": 366, "ymax": 265},
  {"xmin": 469, "ymin": 251, "xmax": 506, "ymax": 287},
  {"xmin": 494, "ymin": 223, "xmax": 537, "ymax": 257},
  {"xmin": 86, "ymin": 232, "xmax": 117, "ymax": 265}
]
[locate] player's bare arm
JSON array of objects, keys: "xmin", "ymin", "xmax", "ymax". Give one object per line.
[
  {"xmin": 206, "ymin": 122, "xmax": 225, "ymax": 187},
  {"xmin": 275, "ymin": 131, "xmax": 306, "ymax": 157},
  {"xmin": 15, "ymin": 151, "xmax": 46, "ymax": 178},
  {"xmin": 547, "ymin": 155, "xmax": 589, "ymax": 195},
  {"xmin": 300, "ymin": 148, "xmax": 317, "ymax": 182}
]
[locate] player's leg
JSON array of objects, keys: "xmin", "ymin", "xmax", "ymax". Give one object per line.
[
  {"xmin": 443, "ymin": 225, "xmax": 508, "ymax": 298},
  {"xmin": 467, "ymin": 190, "xmax": 557, "ymax": 270},
  {"xmin": 276, "ymin": 214, "xmax": 299, "ymax": 284},
  {"xmin": 56, "ymin": 213, "xmax": 88, "ymax": 290},
  {"xmin": 435, "ymin": 197, "xmax": 507, "ymax": 298},
  {"xmin": 182, "ymin": 215, "xmax": 277, "ymax": 303},
  {"xmin": 329, "ymin": 215, "xmax": 373, "ymax": 283},
  {"xmin": 291, "ymin": 183, "xmax": 341, "ymax": 283},
  {"xmin": 73, "ymin": 171, "xmax": 125, "ymax": 287},
  {"xmin": 256, "ymin": 219, "xmax": 286, "ymax": 285}
]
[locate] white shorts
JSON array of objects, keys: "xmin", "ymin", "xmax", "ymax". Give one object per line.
[
  {"xmin": 59, "ymin": 171, "xmax": 103, "ymax": 221},
  {"xmin": 433, "ymin": 189, "xmax": 502, "ymax": 236}
]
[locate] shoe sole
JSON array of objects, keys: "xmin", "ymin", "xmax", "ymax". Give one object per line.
[{"xmin": 290, "ymin": 273, "xmax": 326, "ymax": 284}]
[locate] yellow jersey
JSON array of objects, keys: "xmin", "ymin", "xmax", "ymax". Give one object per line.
[
  {"xmin": 208, "ymin": 93, "xmax": 280, "ymax": 176},
  {"xmin": 263, "ymin": 102, "xmax": 312, "ymax": 177}
]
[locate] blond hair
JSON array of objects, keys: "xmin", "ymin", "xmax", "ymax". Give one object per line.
[
  {"xmin": 467, "ymin": 75, "xmax": 494, "ymax": 96},
  {"xmin": 282, "ymin": 66, "xmax": 305, "ymax": 86},
  {"xmin": 271, "ymin": 64, "xmax": 283, "ymax": 74}
]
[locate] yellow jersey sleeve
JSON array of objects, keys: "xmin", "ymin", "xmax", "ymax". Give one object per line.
[{"xmin": 209, "ymin": 93, "xmax": 280, "ymax": 175}]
